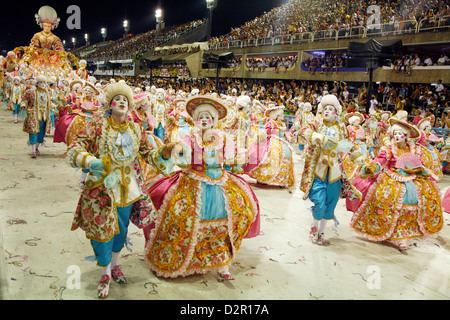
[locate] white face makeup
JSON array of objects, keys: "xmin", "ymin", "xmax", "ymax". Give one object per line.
[
  {"xmin": 73, "ymin": 84, "xmax": 82, "ymax": 93},
  {"xmin": 270, "ymin": 109, "xmax": 284, "ymax": 121},
  {"xmin": 83, "ymin": 87, "xmax": 95, "ymax": 98},
  {"xmin": 381, "ymin": 114, "xmax": 389, "ymax": 121},
  {"xmin": 393, "ymin": 129, "xmax": 407, "ymax": 144},
  {"xmin": 240, "ymin": 105, "xmax": 250, "ymax": 115},
  {"xmin": 196, "ymin": 111, "xmax": 214, "ymax": 130},
  {"xmin": 421, "ymin": 123, "xmax": 432, "ymax": 132},
  {"xmin": 156, "ymin": 92, "xmax": 164, "ymax": 101},
  {"xmin": 37, "ymin": 81, "xmax": 47, "ymax": 89},
  {"xmin": 323, "ymin": 105, "xmax": 337, "ymax": 122},
  {"xmin": 110, "ymin": 94, "xmax": 129, "ymax": 117},
  {"xmin": 177, "ymin": 102, "xmax": 186, "ymax": 112},
  {"xmin": 139, "ymin": 102, "xmax": 149, "ymax": 112}
]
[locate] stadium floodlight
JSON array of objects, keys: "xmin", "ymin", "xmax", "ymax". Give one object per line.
[
  {"xmin": 206, "ymin": 0, "xmax": 217, "ymax": 10},
  {"xmin": 206, "ymin": 0, "xmax": 217, "ymax": 40},
  {"xmin": 101, "ymin": 27, "xmax": 107, "ymax": 42},
  {"xmin": 155, "ymin": 9, "xmax": 164, "ymax": 31},
  {"xmin": 123, "ymin": 20, "xmax": 130, "ymax": 37}
]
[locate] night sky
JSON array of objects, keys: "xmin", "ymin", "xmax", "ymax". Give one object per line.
[{"xmin": 0, "ymin": 0, "xmax": 287, "ymax": 52}]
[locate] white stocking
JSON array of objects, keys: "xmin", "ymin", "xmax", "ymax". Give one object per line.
[
  {"xmin": 31, "ymin": 144, "xmax": 37, "ymax": 153},
  {"xmin": 111, "ymin": 252, "xmax": 119, "ymax": 269},
  {"xmin": 312, "ymin": 220, "xmax": 319, "ymax": 228},
  {"xmin": 80, "ymin": 171, "xmax": 88, "ymax": 183},
  {"xmin": 102, "ymin": 263, "xmax": 111, "ymax": 277},
  {"xmin": 319, "ymin": 220, "xmax": 327, "ymax": 234}
]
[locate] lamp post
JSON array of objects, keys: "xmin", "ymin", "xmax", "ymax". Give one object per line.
[
  {"xmin": 155, "ymin": 9, "xmax": 163, "ymax": 31},
  {"xmin": 206, "ymin": 0, "xmax": 217, "ymax": 41},
  {"xmin": 72, "ymin": 37, "xmax": 76, "ymax": 49},
  {"xmin": 155, "ymin": 9, "xmax": 164, "ymax": 47},
  {"xmin": 101, "ymin": 27, "xmax": 107, "ymax": 42},
  {"xmin": 123, "ymin": 20, "xmax": 129, "ymax": 37},
  {"xmin": 84, "ymin": 33, "xmax": 90, "ymax": 46}
]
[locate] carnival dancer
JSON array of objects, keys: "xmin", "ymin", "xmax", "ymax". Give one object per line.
[
  {"xmin": 47, "ymin": 76, "xmax": 60, "ymax": 133},
  {"xmin": 76, "ymin": 60, "xmax": 88, "ymax": 81},
  {"xmin": 299, "ymin": 94, "xmax": 365, "ymax": 246},
  {"xmin": 65, "ymin": 81, "xmax": 101, "ymax": 145},
  {"xmin": 65, "ymin": 81, "xmax": 102, "ymax": 187},
  {"xmin": 250, "ymin": 100, "xmax": 267, "ymax": 125},
  {"xmin": 0, "ymin": 56, "xmax": 4, "ymax": 102},
  {"xmin": 8, "ymin": 76, "xmax": 23, "ymax": 123},
  {"xmin": 345, "ymin": 112, "xmax": 370, "ymax": 162},
  {"xmin": 53, "ymin": 79, "xmax": 84, "ymax": 143},
  {"xmin": 374, "ymin": 110, "xmax": 391, "ymax": 155},
  {"xmin": 219, "ymin": 95, "xmax": 253, "ymax": 155},
  {"xmin": 3, "ymin": 74, "xmax": 12, "ymax": 108},
  {"xmin": 164, "ymin": 98, "xmax": 194, "ymax": 144},
  {"xmin": 3, "ymin": 51, "xmax": 18, "ymax": 75},
  {"xmin": 244, "ymin": 104, "xmax": 295, "ymax": 191},
  {"xmin": 291, "ymin": 102, "xmax": 315, "ymax": 155},
  {"xmin": 144, "ymin": 95, "xmax": 260, "ymax": 281},
  {"xmin": 66, "ymin": 81, "xmax": 180, "ymax": 298},
  {"xmin": 152, "ymin": 88, "xmax": 168, "ymax": 141},
  {"xmin": 363, "ymin": 110, "xmax": 378, "ymax": 158},
  {"xmin": 417, "ymin": 117, "xmax": 443, "ymax": 181},
  {"xmin": 349, "ymin": 117, "xmax": 443, "ymax": 253},
  {"xmin": 128, "ymin": 91, "xmax": 165, "ymax": 187},
  {"xmin": 21, "ymin": 75, "xmax": 52, "ymax": 158}
]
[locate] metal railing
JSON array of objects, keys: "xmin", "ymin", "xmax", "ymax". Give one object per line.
[{"xmin": 208, "ymin": 16, "xmax": 450, "ymax": 51}]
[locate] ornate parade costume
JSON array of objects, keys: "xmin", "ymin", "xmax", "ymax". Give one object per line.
[
  {"xmin": 164, "ymin": 98, "xmax": 194, "ymax": 144},
  {"xmin": 417, "ymin": 117, "xmax": 443, "ymax": 181},
  {"xmin": 219, "ymin": 95, "xmax": 254, "ymax": 167},
  {"xmin": 144, "ymin": 96, "xmax": 260, "ymax": 281},
  {"xmin": 21, "ymin": 75, "xmax": 53, "ymax": 158},
  {"xmin": 299, "ymin": 95, "xmax": 365, "ymax": 245},
  {"xmin": 349, "ymin": 118, "xmax": 443, "ymax": 252},
  {"xmin": 244, "ymin": 105, "xmax": 295, "ymax": 189},
  {"xmin": 152, "ymin": 88, "xmax": 168, "ymax": 141},
  {"xmin": 129, "ymin": 92, "xmax": 164, "ymax": 187},
  {"xmin": 290, "ymin": 102, "xmax": 314, "ymax": 154},
  {"xmin": 65, "ymin": 81, "xmax": 102, "ymax": 146},
  {"xmin": 53, "ymin": 80, "xmax": 84, "ymax": 144},
  {"xmin": 7, "ymin": 76, "xmax": 23, "ymax": 123},
  {"xmin": 67, "ymin": 82, "xmax": 178, "ymax": 298},
  {"xmin": 362, "ymin": 110, "xmax": 378, "ymax": 158},
  {"xmin": 345, "ymin": 112, "xmax": 370, "ymax": 162},
  {"xmin": 18, "ymin": 6, "xmax": 77, "ymax": 73},
  {"xmin": 76, "ymin": 60, "xmax": 89, "ymax": 81},
  {"xmin": 374, "ymin": 111, "xmax": 391, "ymax": 155}
]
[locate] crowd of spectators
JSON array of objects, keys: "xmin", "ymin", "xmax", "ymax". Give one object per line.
[
  {"xmin": 77, "ymin": 19, "xmax": 206, "ymax": 61},
  {"xmin": 302, "ymin": 53, "xmax": 346, "ymax": 74},
  {"xmin": 208, "ymin": 0, "xmax": 449, "ymax": 48},
  {"xmin": 94, "ymin": 76, "xmax": 447, "ymax": 129},
  {"xmin": 154, "ymin": 45, "xmax": 201, "ymax": 56},
  {"xmin": 391, "ymin": 51, "xmax": 449, "ymax": 75},
  {"xmin": 245, "ymin": 55, "xmax": 298, "ymax": 72}
]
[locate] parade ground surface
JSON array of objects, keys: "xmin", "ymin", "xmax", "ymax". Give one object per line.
[{"xmin": 0, "ymin": 107, "xmax": 449, "ymax": 301}]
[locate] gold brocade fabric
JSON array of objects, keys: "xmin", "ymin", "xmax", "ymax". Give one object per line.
[
  {"xmin": 248, "ymin": 136, "xmax": 295, "ymax": 187},
  {"xmin": 351, "ymin": 173, "xmax": 443, "ymax": 241},
  {"xmin": 146, "ymin": 173, "xmax": 255, "ymax": 277}
]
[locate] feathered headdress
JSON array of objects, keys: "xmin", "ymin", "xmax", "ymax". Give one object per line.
[{"xmin": 35, "ymin": 6, "xmax": 60, "ymax": 30}]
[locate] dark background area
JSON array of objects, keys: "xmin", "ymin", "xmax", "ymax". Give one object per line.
[{"xmin": 0, "ymin": 0, "xmax": 287, "ymax": 52}]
